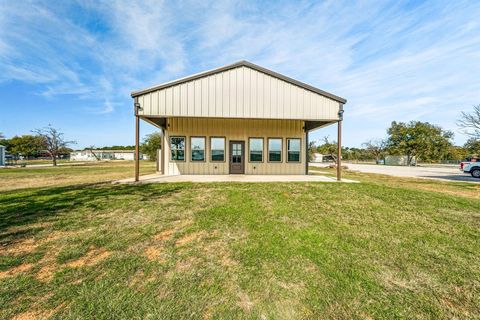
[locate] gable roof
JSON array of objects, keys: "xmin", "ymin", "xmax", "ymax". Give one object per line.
[{"xmin": 131, "ymin": 60, "xmax": 346, "ymax": 104}]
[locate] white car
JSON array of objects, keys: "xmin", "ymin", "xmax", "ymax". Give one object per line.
[{"xmin": 460, "ymin": 160, "xmax": 480, "ymax": 178}]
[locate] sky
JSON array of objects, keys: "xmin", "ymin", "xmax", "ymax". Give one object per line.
[{"xmin": 1, "ymin": 0, "xmax": 479, "ymax": 149}]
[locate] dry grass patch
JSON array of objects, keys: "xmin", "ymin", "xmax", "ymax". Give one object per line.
[
  {"xmin": 154, "ymin": 229, "xmax": 175, "ymax": 241},
  {"xmin": 0, "ymin": 238, "xmax": 37, "ymax": 255},
  {"xmin": 237, "ymin": 291, "xmax": 255, "ymax": 313},
  {"xmin": 11, "ymin": 310, "xmax": 47, "ymax": 320},
  {"xmin": 144, "ymin": 246, "xmax": 165, "ymax": 262},
  {"xmin": 0, "ymin": 263, "xmax": 34, "ymax": 279},
  {"xmin": 66, "ymin": 247, "xmax": 111, "ymax": 268},
  {"xmin": 175, "ymin": 231, "xmax": 206, "ymax": 247},
  {"xmin": 35, "ymin": 264, "xmax": 57, "ymax": 282}
]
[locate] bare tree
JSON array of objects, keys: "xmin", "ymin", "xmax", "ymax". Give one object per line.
[
  {"xmin": 458, "ymin": 104, "xmax": 480, "ymax": 139},
  {"xmin": 362, "ymin": 139, "xmax": 387, "ymax": 163},
  {"xmin": 33, "ymin": 125, "xmax": 75, "ymax": 166},
  {"xmin": 87, "ymin": 146, "xmax": 101, "ymax": 161}
]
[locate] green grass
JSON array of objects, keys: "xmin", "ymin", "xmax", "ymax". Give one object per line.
[
  {"xmin": 0, "ymin": 160, "xmax": 156, "ymax": 191},
  {"xmin": 0, "ymin": 164, "xmax": 479, "ymax": 319}
]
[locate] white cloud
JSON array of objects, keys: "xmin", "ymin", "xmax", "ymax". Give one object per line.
[{"xmin": 0, "ymin": 0, "xmax": 479, "ymax": 145}]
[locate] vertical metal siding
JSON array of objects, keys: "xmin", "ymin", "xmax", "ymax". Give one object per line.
[{"xmin": 138, "ymin": 66, "xmax": 340, "ymax": 120}]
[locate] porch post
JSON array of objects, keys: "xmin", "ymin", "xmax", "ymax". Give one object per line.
[
  {"xmin": 135, "ymin": 115, "xmax": 140, "ymax": 182},
  {"xmin": 337, "ymin": 105, "xmax": 344, "ymax": 181},
  {"xmin": 134, "ymin": 98, "xmax": 140, "ymax": 182},
  {"xmin": 305, "ymin": 130, "xmax": 309, "ymax": 175}
]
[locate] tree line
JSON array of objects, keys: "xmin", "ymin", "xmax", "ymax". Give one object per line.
[
  {"xmin": 0, "ymin": 125, "xmax": 74, "ymax": 166},
  {"xmin": 310, "ymin": 105, "xmax": 480, "ymax": 164},
  {"xmin": 0, "ymin": 127, "xmax": 163, "ymax": 165}
]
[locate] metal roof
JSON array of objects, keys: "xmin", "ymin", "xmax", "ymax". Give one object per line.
[{"xmin": 131, "ymin": 60, "xmax": 346, "ymax": 104}]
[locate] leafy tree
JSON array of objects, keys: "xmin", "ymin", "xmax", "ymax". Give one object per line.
[
  {"xmin": 9, "ymin": 135, "xmax": 45, "ymax": 159},
  {"xmin": 464, "ymin": 138, "xmax": 480, "ymax": 156},
  {"xmin": 0, "ymin": 132, "xmax": 4, "ymax": 139},
  {"xmin": 141, "ymin": 132, "xmax": 162, "ymax": 161},
  {"xmin": 316, "ymin": 136, "xmax": 339, "ymax": 163},
  {"xmin": 457, "ymin": 104, "xmax": 480, "ymax": 138},
  {"xmin": 0, "ymin": 137, "xmax": 11, "ymax": 150},
  {"xmin": 307, "ymin": 141, "xmax": 319, "ymax": 161},
  {"xmin": 33, "ymin": 125, "xmax": 75, "ymax": 166},
  {"xmin": 386, "ymin": 121, "xmax": 454, "ymax": 164},
  {"xmin": 362, "ymin": 139, "xmax": 387, "ymax": 163},
  {"xmin": 445, "ymin": 146, "xmax": 468, "ymax": 161}
]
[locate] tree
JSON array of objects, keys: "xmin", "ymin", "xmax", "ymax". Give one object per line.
[
  {"xmin": 0, "ymin": 132, "xmax": 4, "ymax": 139},
  {"xmin": 317, "ymin": 136, "xmax": 339, "ymax": 163},
  {"xmin": 33, "ymin": 125, "xmax": 75, "ymax": 166},
  {"xmin": 141, "ymin": 132, "xmax": 162, "ymax": 161},
  {"xmin": 9, "ymin": 135, "xmax": 45, "ymax": 159},
  {"xmin": 464, "ymin": 138, "xmax": 480, "ymax": 156},
  {"xmin": 457, "ymin": 104, "xmax": 480, "ymax": 139},
  {"xmin": 307, "ymin": 141, "xmax": 318, "ymax": 161},
  {"xmin": 362, "ymin": 139, "xmax": 387, "ymax": 163},
  {"xmin": 387, "ymin": 121, "xmax": 454, "ymax": 164}
]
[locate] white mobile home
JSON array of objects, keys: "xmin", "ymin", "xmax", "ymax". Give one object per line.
[
  {"xmin": 70, "ymin": 150, "xmax": 148, "ymax": 161},
  {"xmin": 131, "ymin": 61, "xmax": 346, "ymax": 180}
]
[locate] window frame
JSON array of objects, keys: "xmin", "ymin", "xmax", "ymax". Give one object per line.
[
  {"xmin": 210, "ymin": 136, "xmax": 226, "ymax": 162},
  {"xmin": 170, "ymin": 136, "xmax": 186, "ymax": 162},
  {"xmin": 248, "ymin": 137, "xmax": 264, "ymax": 163},
  {"xmin": 190, "ymin": 136, "xmax": 206, "ymax": 162},
  {"xmin": 286, "ymin": 138, "xmax": 302, "ymax": 163},
  {"xmin": 267, "ymin": 137, "xmax": 283, "ymax": 163}
]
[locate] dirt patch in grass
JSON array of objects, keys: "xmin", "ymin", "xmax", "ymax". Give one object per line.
[
  {"xmin": 0, "ymin": 263, "xmax": 34, "ymax": 279},
  {"xmin": 154, "ymin": 229, "xmax": 175, "ymax": 241},
  {"xmin": 11, "ymin": 311, "xmax": 46, "ymax": 320},
  {"xmin": 35, "ymin": 264, "xmax": 57, "ymax": 282},
  {"xmin": 144, "ymin": 246, "xmax": 165, "ymax": 262},
  {"xmin": 66, "ymin": 247, "xmax": 111, "ymax": 268},
  {"xmin": 175, "ymin": 231, "xmax": 205, "ymax": 247},
  {"xmin": 0, "ymin": 238, "xmax": 37, "ymax": 255}
]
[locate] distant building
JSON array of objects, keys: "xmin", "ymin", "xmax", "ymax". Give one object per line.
[
  {"xmin": 311, "ymin": 153, "xmax": 323, "ymax": 163},
  {"xmin": 0, "ymin": 145, "xmax": 5, "ymax": 166},
  {"xmin": 70, "ymin": 150, "xmax": 148, "ymax": 161},
  {"xmin": 384, "ymin": 155, "xmax": 416, "ymax": 166}
]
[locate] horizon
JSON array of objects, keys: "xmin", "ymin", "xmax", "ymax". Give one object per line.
[{"xmin": 1, "ymin": 1, "xmax": 479, "ymax": 149}]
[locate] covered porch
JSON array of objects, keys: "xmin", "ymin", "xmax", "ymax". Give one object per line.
[{"xmin": 116, "ymin": 172, "xmax": 358, "ymax": 184}]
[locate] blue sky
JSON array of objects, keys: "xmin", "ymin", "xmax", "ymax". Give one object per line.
[{"xmin": 1, "ymin": 0, "xmax": 479, "ymax": 149}]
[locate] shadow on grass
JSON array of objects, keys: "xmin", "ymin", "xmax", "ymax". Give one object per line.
[{"xmin": 0, "ymin": 183, "xmax": 186, "ymax": 240}]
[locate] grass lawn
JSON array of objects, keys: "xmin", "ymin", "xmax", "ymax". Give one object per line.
[
  {"xmin": 0, "ymin": 161, "xmax": 156, "ymax": 191},
  {"xmin": 0, "ymin": 163, "xmax": 479, "ymax": 319}
]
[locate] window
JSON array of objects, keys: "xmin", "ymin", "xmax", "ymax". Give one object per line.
[
  {"xmin": 210, "ymin": 137, "xmax": 225, "ymax": 161},
  {"xmin": 268, "ymin": 138, "xmax": 282, "ymax": 162},
  {"xmin": 249, "ymin": 138, "xmax": 263, "ymax": 162},
  {"xmin": 287, "ymin": 138, "xmax": 301, "ymax": 162},
  {"xmin": 170, "ymin": 137, "xmax": 185, "ymax": 161},
  {"xmin": 191, "ymin": 137, "xmax": 205, "ymax": 161}
]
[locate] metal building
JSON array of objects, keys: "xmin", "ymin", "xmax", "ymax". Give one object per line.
[{"xmin": 131, "ymin": 61, "xmax": 346, "ymax": 180}]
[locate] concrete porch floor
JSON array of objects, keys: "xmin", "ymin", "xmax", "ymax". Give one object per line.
[{"xmin": 115, "ymin": 173, "xmax": 358, "ymax": 184}]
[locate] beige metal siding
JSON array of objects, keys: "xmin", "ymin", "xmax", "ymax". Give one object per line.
[
  {"xmin": 163, "ymin": 117, "xmax": 305, "ymax": 175},
  {"xmin": 138, "ymin": 66, "xmax": 340, "ymax": 121}
]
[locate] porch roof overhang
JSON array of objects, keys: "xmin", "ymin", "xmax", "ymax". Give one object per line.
[{"xmin": 140, "ymin": 115, "xmax": 335, "ymax": 132}]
